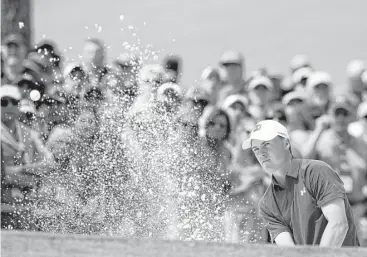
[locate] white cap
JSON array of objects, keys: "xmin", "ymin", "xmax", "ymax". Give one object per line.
[
  {"xmin": 306, "ymin": 71, "xmax": 332, "ymax": 90},
  {"xmin": 19, "ymin": 99, "xmax": 36, "ymax": 114},
  {"xmin": 357, "ymin": 101, "xmax": 367, "ymax": 118},
  {"xmin": 362, "ymin": 70, "xmax": 367, "ymax": 85},
  {"xmin": 200, "ymin": 66, "xmax": 220, "ymax": 81},
  {"xmin": 282, "ymin": 91, "xmax": 306, "ymax": 106},
  {"xmin": 222, "ymin": 94, "xmax": 249, "ymax": 110},
  {"xmin": 290, "ymin": 54, "xmax": 310, "ymax": 72},
  {"xmin": 242, "ymin": 120, "xmax": 289, "ymax": 150},
  {"xmin": 0, "ymin": 85, "xmax": 22, "ymax": 100},
  {"xmin": 292, "ymin": 67, "xmax": 313, "ymax": 84},
  {"xmin": 139, "ymin": 64, "xmax": 165, "ymax": 83},
  {"xmin": 346, "ymin": 59, "xmax": 365, "ymax": 77},
  {"xmin": 248, "ymin": 76, "xmax": 273, "ymax": 91},
  {"xmin": 156, "ymin": 82, "xmax": 183, "ymax": 101},
  {"xmin": 63, "ymin": 62, "xmax": 84, "ymax": 78}
]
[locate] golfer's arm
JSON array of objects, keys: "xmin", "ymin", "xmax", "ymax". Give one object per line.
[
  {"xmin": 320, "ymin": 198, "xmax": 349, "ymax": 247},
  {"xmin": 275, "ymin": 232, "xmax": 296, "ymax": 246}
]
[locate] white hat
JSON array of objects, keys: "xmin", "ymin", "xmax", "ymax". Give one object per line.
[
  {"xmin": 282, "ymin": 91, "xmax": 306, "ymax": 106},
  {"xmin": 292, "ymin": 67, "xmax": 313, "ymax": 84},
  {"xmin": 346, "ymin": 59, "xmax": 365, "ymax": 77},
  {"xmin": 219, "ymin": 51, "xmax": 244, "ymax": 65},
  {"xmin": 0, "ymin": 85, "xmax": 22, "ymax": 100},
  {"xmin": 242, "ymin": 120, "xmax": 289, "ymax": 150},
  {"xmin": 306, "ymin": 71, "xmax": 332, "ymax": 90},
  {"xmin": 63, "ymin": 62, "xmax": 84, "ymax": 78},
  {"xmin": 357, "ymin": 101, "xmax": 367, "ymax": 118},
  {"xmin": 200, "ymin": 66, "xmax": 220, "ymax": 81},
  {"xmin": 248, "ymin": 76, "xmax": 273, "ymax": 91},
  {"xmin": 19, "ymin": 99, "xmax": 36, "ymax": 114},
  {"xmin": 222, "ymin": 94, "xmax": 249, "ymax": 110},
  {"xmin": 156, "ymin": 82, "xmax": 183, "ymax": 101},
  {"xmin": 362, "ymin": 70, "xmax": 367, "ymax": 85},
  {"xmin": 139, "ymin": 64, "xmax": 165, "ymax": 83},
  {"xmin": 290, "ymin": 54, "xmax": 310, "ymax": 72}
]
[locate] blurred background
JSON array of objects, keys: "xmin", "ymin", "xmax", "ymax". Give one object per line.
[
  {"xmin": 1, "ymin": 0, "xmax": 367, "ymax": 247},
  {"xmin": 30, "ymin": 0, "xmax": 367, "ymax": 91}
]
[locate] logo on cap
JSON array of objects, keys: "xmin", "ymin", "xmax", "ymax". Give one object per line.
[{"xmin": 253, "ymin": 124, "xmax": 262, "ymax": 132}]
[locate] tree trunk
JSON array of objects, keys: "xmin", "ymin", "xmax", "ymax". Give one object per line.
[{"xmin": 1, "ymin": 0, "xmax": 32, "ymax": 49}]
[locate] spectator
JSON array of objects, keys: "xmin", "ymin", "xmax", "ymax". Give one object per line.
[
  {"xmin": 302, "ymin": 95, "xmax": 367, "ymax": 202},
  {"xmin": 346, "ymin": 60, "xmax": 365, "ymax": 105},
  {"xmin": 36, "ymin": 125, "xmax": 77, "ymax": 233},
  {"xmin": 156, "ymin": 82, "xmax": 183, "ymax": 115},
  {"xmin": 291, "ymin": 66, "xmax": 313, "ymax": 91},
  {"xmin": 1, "ymin": 33, "xmax": 28, "ymax": 84},
  {"xmin": 82, "ymin": 38, "xmax": 109, "ymax": 86},
  {"xmin": 162, "ymin": 55, "xmax": 182, "ymax": 83},
  {"xmin": 1, "ymin": 85, "xmax": 53, "ymax": 230},
  {"xmin": 280, "ymin": 55, "xmax": 312, "ymax": 97},
  {"xmin": 289, "ymin": 54, "xmax": 311, "ymax": 74},
  {"xmin": 15, "ymin": 73, "xmax": 46, "ymax": 109},
  {"xmin": 179, "ymin": 105, "xmax": 233, "ymax": 241},
  {"xmin": 200, "ymin": 66, "xmax": 223, "ymax": 104},
  {"xmin": 348, "ymin": 100, "xmax": 367, "ymax": 145},
  {"xmin": 217, "ymin": 51, "xmax": 246, "ymax": 105},
  {"xmin": 112, "ymin": 52, "xmax": 140, "ymax": 94},
  {"xmin": 247, "ymin": 76, "xmax": 275, "ymax": 122},
  {"xmin": 303, "ymin": 71, "xmax": 333, "ymax": 129}
]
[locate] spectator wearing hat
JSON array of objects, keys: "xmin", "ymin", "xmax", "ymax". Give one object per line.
[
  {"xmin": 216, "ymin": 51, "xmax": 246, "ymax": 105},
  {"xmin": 290, "ymin": 54, "xmax": 311, "ymax": 74},
  {"xmin": 1, "ymin": 85, "xmax": 53, "ymax": 230},
  {"xmin": 200, "ymin": 66, "xmax": 223, "ymax": 105},
  {"xmin": 162, "ymin": 55, "xmax": 182, "ymax": 84},
  {"xmin": 196, "ymin": 105, "xmax": 233, "ymax": 240},
  {"xmin": 280, "ymin": 55, "xmax": 312, "ymax": 98},
  {"xmin": 301, "ymin": 96, "xmax": 367, "ymax": 227},
  {"xmin": 15, "ymin": 73, "xmax": 46, "ymax": 109},
  {"xmin": 348, "ymin": 101, "xmax": 367, "ymax": 145},
  {"xmin": 221, "ymin": 95, "xmax": 268, "ymax": 244},
  {"xmin": 282, "ymin": 91, "xmax": 308, "ymax": 132},
  {"xmin": 82, "ymin": 38, "xmax": 109, "ymax": 86},
  {"xmin": 1, "ymin": 33, "xmax": 28, "ymax": 84},
  {"xmin": 247, "ymin": 76, "xmax": 274, "ymax": 122},
  {"xmin": 156, "ymin": 82, "xmax": 183, "ymax": 115},
  {"xmin": 303, "ymin": 71, "xmax": 333, "ymax": 129},
  {"xmin": 346, "ymin": 60, "xmax": 365, "ymax": 105},
  {"xmin": 362, "ymin": 70, "xmax": 367, "ymax": 101},
  {"xmin": 63, "ymin": 62, "xmax": 87, "ymax": 97},
  {"xmin": 18, "ymin": 99, "xmax": 37, "ymax": 128},
  {"xmin": 33, "ymin": 40, "xmax": 63, "ymax": 85},
  {"xmin": 26, "ymin": 52, "xmax": 55, "ymax": 86},
  {"xmin": 36, "ymin": 93, "xmax": 68, "ymax": 141},
  {"xmin": 110, "ymin": 52, "xmax": 141, "ymax": 98}
]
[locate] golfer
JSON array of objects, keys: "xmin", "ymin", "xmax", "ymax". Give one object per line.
[{"xmin": 242, "ymin": 120, "xmax": 360, "ymax": 247}]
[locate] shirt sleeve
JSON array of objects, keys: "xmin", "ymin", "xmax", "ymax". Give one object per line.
[
  {"xmin": 303, "ymin": 161, "xmax": 346, "ymax": 208},
  {"xmin": 259, "ymin": 203, "xmax": 291, "ymax": 243}
]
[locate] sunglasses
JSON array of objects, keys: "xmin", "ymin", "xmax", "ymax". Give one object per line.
[
  {"xmin": 208, "ymin": 121, "xmax": 227, "ymax": 128},
  {"xmin": 193, "ymin": 99, "xmax": 208, "ymax": 108},
  {"xmin": 85, "ymin": 88, "xmax": 104, "ymax": 101},
  {"xmin": 42, "ymin": 97, "xmax": 64, "ymax": 106},
  {"xmin": 334, "ymin": 108, "xmax": 350, "ymax": 117},
  {"xmin": 221, "ymin": 63, "xmax": 240, "ymax": 67},
  {"xmin": 1, "ymin": 98, "xmax": 19, "ymax": 107}
]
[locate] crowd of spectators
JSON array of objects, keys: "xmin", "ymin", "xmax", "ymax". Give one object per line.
[{"xmin": 1, "ymin": 32, "xmax": 367, "ymax": 245}]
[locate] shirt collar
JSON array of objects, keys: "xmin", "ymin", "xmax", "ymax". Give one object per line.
[
  {"xmin": 287, "ymin": 158, "xmax": 301, "ymax": 178},
  {"xmin": 271, "ymin": 158, "xmax": 301, "ymax": 188}
]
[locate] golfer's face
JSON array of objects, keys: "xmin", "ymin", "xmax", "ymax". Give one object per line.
[{"xmin": 251, "ymin": 136, "xmax": 288, "ymax": 171}]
